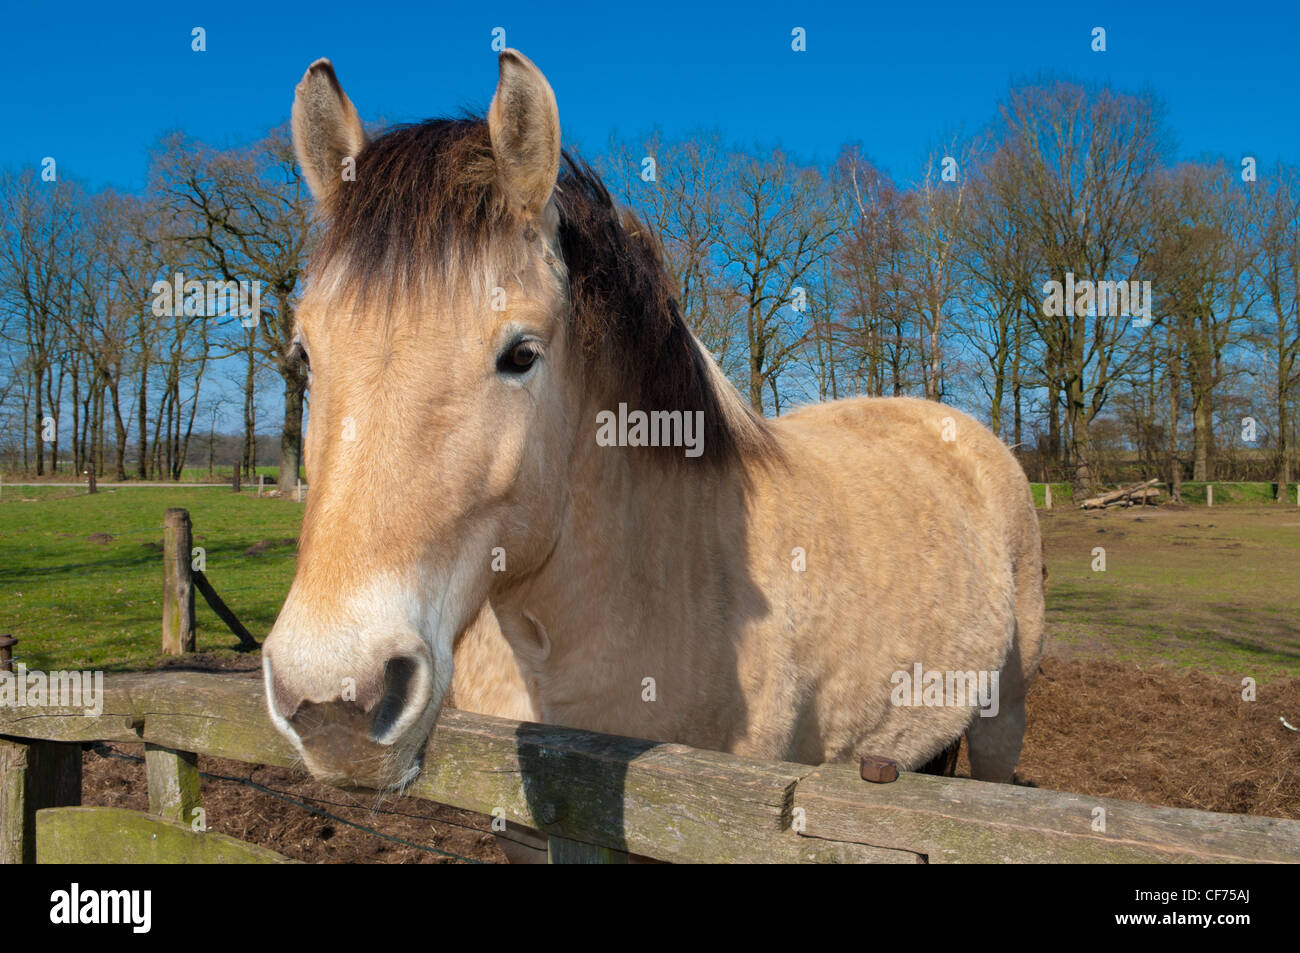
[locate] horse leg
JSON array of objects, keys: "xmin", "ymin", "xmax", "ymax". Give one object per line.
[
  {"xmin": 966, "ymin": 614, "xmax": 1033, "ymax": 782},
  {"xmin": 968, "ymin": 515, "xmax": 1045, "ymax": 784},
  {"xmin": 965, "ymin": 695, "xmax": 1026, "ymax": 782},
  {"xmin": 916, "ymin": 736, "xmax": 962, "ymax": 776}
]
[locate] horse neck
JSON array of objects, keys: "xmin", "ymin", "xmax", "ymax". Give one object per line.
[{"xmin": 491, "ymin": 405, "xmax": 751, "ymax": 702}]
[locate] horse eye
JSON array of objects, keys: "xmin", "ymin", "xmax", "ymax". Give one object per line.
[{"xmin": 497, "ymin": 339, "xmax": 540, "ymax": 375}]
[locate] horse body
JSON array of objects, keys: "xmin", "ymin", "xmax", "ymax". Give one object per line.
[
  {"xmin": 454, "ymin": 394, "xmax": 1042, "ymax": 780},
  {"xmin": 264, "ymin": 49, "xmax": 1044, "ymax": 795}
]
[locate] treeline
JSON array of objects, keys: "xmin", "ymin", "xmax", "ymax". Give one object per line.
[
  {"xmin": 0, "ymin": 130, "xmax": 309, "ymax": 482},
  {"xmin": 1, "ymin": 78, "xmax": 1297, "ymax": 493}
]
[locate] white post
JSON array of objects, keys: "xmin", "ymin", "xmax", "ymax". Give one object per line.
[
  {"xmin": 1206, "ymin": 484, "xmax": 1213, "ymax": 507},
  {"xmin": 1044, "ymin": 484, "xmax": 1052, "ymax": 510},
  {"xmin": 258, "ymin": 474, "xmax": 264, "ymax": 498}
]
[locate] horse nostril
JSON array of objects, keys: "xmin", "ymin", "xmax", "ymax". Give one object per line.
[
  {"xmin": 268, "ymin": 666, "xmax": 304, "ymax": 723},
  {"xmin": 370, "ymin": 655, "xmax": 421, "ymax": 741}
]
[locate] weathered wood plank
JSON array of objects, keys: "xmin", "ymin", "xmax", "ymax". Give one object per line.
[
  {"xmin": 412, "ymin": 710, "xmax": 915, "ymax": 863},
  {"xmin": 3, "ymin": 673, "xmax": 1297, "ymax": 864},
  {"xmin": 0, "ymin": 740, "xmax": 23, "ymax": 863},
  {"xmin": 145, "ymin": 745, "xmax": 201, "ymax": 825},
  {"xmin": 794, "ymin": 764, "xmax": 1300, "ymax": 864},
  {"xmin": 36, "ymin": 807, "xmax": 298, "ymax": 864},
  {"xmin": 0, "ymin": 675, "xmax": 913, "ymax": 862},
  {"xmin": 0, "ymin": 738, "xmax": 81, "ymax": 864},
  {"xmin": 0, "ymin": 673, "xmax": 297, "ymax": 768}
]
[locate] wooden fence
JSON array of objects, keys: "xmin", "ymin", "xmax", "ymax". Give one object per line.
[{"xmin": 2, "ymin": 671, "xmax": 1299, "ymax": 863}]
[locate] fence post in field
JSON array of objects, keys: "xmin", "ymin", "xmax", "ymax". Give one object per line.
[
  {"xmin": 145, "ymin": 745, "xmax": 201, "ymax": 826},
  {"xmin": 0, "ymin": 739, "xmax": 81, "ymax": 864},
  {"xmin": 258, "ymin": 474, "xmax": 264, "ymax": 498},
  {"xmin": 233, "ymin": 467, "xmax": 241, "ymax": 494},
  {"xmin": 162, "ymin": 508, "xmax": 196, "ymax": 655},
  {"xmin": 87, "ymin": 469, "xmax": 96, "ymax": 494},
  {"xmin": 1207, "ymin": 484, "xmax": 1214, "ymax": 507},
  {"xmin": 296, "ymin": 479, "xmax": 303, "ymax": 503},
  {"xmin": 0, "ymin": 634, "xmax": 15, "ymax": 673},
  {"xmin": 1044, "ymin": 485, "xmax": 1052, "ymax": 510}
]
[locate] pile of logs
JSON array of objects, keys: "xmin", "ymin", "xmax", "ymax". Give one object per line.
[{"xmin": 1078, "ymin": 478, "xmax": 1162, "ymax": 510}]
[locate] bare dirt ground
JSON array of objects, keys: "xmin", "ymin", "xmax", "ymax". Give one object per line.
[{"xmin": 77, "ymin": 648, "xmax": 1300, "ymax": 863}]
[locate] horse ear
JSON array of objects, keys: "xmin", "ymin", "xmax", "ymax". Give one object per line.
[
  {"xmin": 292, "ymin": 58, "xmax": 366, "ymax": 205},
  {"xmin": 487, "ymin": 49, "xmax": 561, "ymax": 218}
]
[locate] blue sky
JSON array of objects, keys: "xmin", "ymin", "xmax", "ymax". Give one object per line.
[{"xmin": 3, "ymin": 0, "xmax": 1297, "ymax": 192}]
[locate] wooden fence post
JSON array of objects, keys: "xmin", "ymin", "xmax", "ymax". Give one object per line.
[
  {"xmin": 1207, "ymin": 484, "xmax": 1214, "ymax": 507},
  {"xmin": 232, "ymin": 467, "xmax": 241, "ymax": 494},
  {"xmin": 0, "ymin": 634, "xmax": 15, "ymax": 673},
  {"xmin": 162, "ymin": 508, "xmax": 196, "ymax": 655},
  {"xmin": 296, "ymin": 479, "xmax": 303, "ymax": 503},
  {"xmin": 145, "ymin": 744, "xmax": 201, "ymax": 826},
  {"xmin": 258, "ymin": 474, "xmax": 264, "ymax": 498},
  {"xmin": 0, "ymin": 739, "xmax": 81, "ymax": 864},
  {"xmin": 1044, "ymin": 485, "xmax": 1052, "ymax": 510},
  {"xmin": 87, "ymin": 469, "xmax": 96, "ymax": 494}
]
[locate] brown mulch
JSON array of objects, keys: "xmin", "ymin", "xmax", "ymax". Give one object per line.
[
  {"xmin": 967, "ymin": 656, "xmax": 1300, "ymax": 818},
  {"xmin": 81, "ymin": 743, "xmax": 505, "ymax": 864},
  {"xmin": 77, "ymin": 654, "xmax": 1300, "ymax": 863}
]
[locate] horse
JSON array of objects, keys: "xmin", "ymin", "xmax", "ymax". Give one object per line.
[{"xmin": 263, "ymin": 51, "xmax": 1046, "ymax": 822}]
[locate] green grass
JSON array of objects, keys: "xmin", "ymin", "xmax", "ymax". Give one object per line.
[
  {"xmin": 1027, "ymin": 481, "xmax": 1290, "ymax": 507},
  {"xmin": 1029, "ymin": 483, "xmax": 1074, "ymax": 507},
  {"xmin": 1, "ymin": 466, "xmax": 287, "ymax": 484},
  {"xmin": 0, "ymin": 487, "xmax": 302, "ymax": 672},
  {"xmin": 175, "ymin": 466, "xmax": 285, "ymax": 483},
  {"xmin": 1176, "ymin": 482, "xmax": 1288, "ymax": 505},
  {"xmin": 3, "ymin": 488, "xmax": 1298, "ymax": 684},
  {"xmin": 1040, "ymin": 504, "xmax": 1300, "ymax": 681}
]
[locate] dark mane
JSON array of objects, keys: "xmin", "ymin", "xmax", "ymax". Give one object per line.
[{"xmin": 312, "ymin": 117, "xmax": 776, "ymax": 467}]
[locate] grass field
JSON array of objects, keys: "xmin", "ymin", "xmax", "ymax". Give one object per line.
[
  {"xmin": 0, "ymin": 487, "xmax": 300, "ymax": 671},
  {"xmin": 1040, "ymin": 503, "xmax": 1300, "ymax": 680},
  {"xmin": 1, "ymin": 487, "xmax": 1297, "ymax": 680}
]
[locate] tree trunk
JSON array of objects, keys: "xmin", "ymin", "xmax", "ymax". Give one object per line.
[
  {"xmin": 1167, "ymin": 327, "xmax": 1183, "ymax": 503},
  {"xmin": 32, "ymin": 368, "xmax": 43, "ymax": 477},
  {"xmin": 243, "ymin": 349, "xmax": 256, "ymax": 479},
  {"xmin": 109, "ymin": 378, "xmax": 128, "ymax": 482},
  {"xmin": 280, "ymin": 371, "xmax": 306, "ymax": 486},
  {"xmin": 1191, "ymin": 388, "xmax": 1213, "ymax": 482},
  {"xmin": 136, "ymin": 367, "xmax": 149, "ymax": 479}
]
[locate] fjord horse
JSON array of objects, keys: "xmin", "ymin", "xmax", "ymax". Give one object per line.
[{"xmin": 263, "ymin": 53, "xmax": 1045, "ymax": 822}]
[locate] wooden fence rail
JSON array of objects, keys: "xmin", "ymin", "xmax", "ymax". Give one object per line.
[{"xmin": 3, "ymin": 672, "xmax": 1299, "ymax": 863}]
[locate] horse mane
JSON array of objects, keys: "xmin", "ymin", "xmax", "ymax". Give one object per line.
[{"xmin": 311, "ymin": 117, "xmax": 777, "ymax": 468}]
